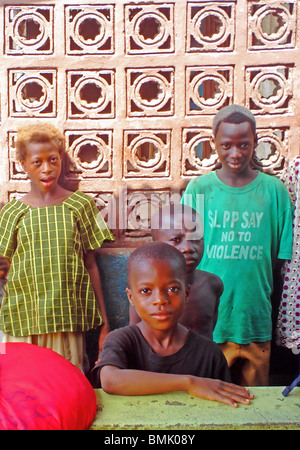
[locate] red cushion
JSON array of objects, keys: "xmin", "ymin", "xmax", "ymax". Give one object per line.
[{"xmin": 0, "ymin": 343, "xmax": 97, "ymax": 430}]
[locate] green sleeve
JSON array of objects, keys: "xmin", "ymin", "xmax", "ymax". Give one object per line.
[
  {"xmin": 277, "ymin": 183, "xmax": 293, "ymax": 260},
  {"xmin": 181, "ymin": 177, "xmax": 204, "ymax": 218},
  {"xmin": 76, "ymin": 194, "xmax": 114, "ymax": 252},
  {"xmin": 0, "ymin": 202, "xmax": 21, "ymax": 260}
]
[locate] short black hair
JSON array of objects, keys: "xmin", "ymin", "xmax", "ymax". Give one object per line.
[
  {"xmin": 151, "ymin": 202, "xmax": 203, "ymax": 240},
  {"xmin": 212, "ymin": 104, "xmax": 256, "ymax": 138},
  {"xmin": 127, "ymin": 242, "xmax": 187, "ymax": 287}
]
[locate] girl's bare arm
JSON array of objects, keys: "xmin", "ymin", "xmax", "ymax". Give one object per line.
[
  {"xmin": 0, "ymin": 256, "xmax": 10, "ymax": 278},
  {"xmin": 84, "ymin": 250, "xmax": 109, "ymax": 351}
]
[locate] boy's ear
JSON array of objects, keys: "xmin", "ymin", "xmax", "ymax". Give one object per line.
[{"xmin": 126, "ymin": 287, "xmax": 134, "ymax": 307}]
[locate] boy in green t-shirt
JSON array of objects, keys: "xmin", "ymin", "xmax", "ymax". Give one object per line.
[{"xmin": 181, "ymin": 104, "xmax": 293, "ymax": 386}]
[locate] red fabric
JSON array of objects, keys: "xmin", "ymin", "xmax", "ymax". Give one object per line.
[{"xmin": 0, "ymin": 343, "xmax": 97, "ymax": 430}]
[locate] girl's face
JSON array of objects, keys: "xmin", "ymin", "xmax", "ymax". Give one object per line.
[{"xmin": 21, "ymin": 141, "xmax": 62, "ymax": 193}]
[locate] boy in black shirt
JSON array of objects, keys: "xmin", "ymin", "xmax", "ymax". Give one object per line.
[
  {"xmin": 130, "ymin": 203, "xmax": 223, "ymax": 340},
  {"xmin": 93, "ymin": 242, "xmax": 253, "ymax": 407}
]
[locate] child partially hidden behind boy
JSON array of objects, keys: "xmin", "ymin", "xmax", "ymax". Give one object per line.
[
  {"xmin": 130, "ymin": 203, "xmax": 223, "ymax": 340},
  {"xmin": 93, "ymin": 242, "xmax": 253, "ymax": 408}
]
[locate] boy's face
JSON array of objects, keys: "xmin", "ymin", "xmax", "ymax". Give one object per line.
[
  {"xmin": 126, "ymin": 257, "xmax": 188, "ymax": 331},
  {"xmin": 21, "ymin": 141, "xmax": 62, "ymax": 193},
  {"xmin": 154, "ymin": 213, "xmax": 203, "ymax": 273},
  {"xmin": 211, "ymin": 121, "xmax": 257, "ymax": 175}
]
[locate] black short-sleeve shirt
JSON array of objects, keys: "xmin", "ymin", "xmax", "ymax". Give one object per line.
[{"xmin": 92, "ymin": 324, "xmax": 230, "ymax": 387}]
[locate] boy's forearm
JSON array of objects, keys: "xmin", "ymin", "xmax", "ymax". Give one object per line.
[
  {"xmin": 101, "ymin": 366, "xmax": 192, "ymax": 396},
  {"xmin": 100, "ymin": 366, "xmax": 254, "ymax": 408}
]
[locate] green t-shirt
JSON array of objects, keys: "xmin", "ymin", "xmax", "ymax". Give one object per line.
[{"xmin": 181, "ymin": 171, "xmax": 293, "ymax": 344}]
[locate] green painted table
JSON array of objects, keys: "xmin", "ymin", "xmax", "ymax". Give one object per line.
[{"xmin": 90, "ymin": 387, "xmax": 300, "ymax": 430}]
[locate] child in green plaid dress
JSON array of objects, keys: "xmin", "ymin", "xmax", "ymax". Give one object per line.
[{"xmin": 0, "ymin": 124, "xmax": 113, "ymax": 372}]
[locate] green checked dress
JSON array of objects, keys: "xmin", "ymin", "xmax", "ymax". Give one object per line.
[{"xmin": 0, "ymin": 191, "xmax": 113, "ymax": 337}]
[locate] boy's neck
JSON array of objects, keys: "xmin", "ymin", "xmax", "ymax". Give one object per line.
[
  {"xmin": 187, "ymin": 270, "xmax": 195, "ymax": 285},
  {"xmin": 216, "ymin": 167, "xmax": 258, "ymax": 187},
  {"xmin": 137, "ymin": 321, "xmax": 189, "ymax": 357}
]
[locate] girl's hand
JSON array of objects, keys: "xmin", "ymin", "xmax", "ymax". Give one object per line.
[{"xmin": 98, "ymin": 320, "xmax": 110, "ymax": 353}]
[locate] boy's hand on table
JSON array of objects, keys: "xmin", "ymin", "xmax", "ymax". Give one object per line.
[
  {"xmin": 100, "ymin": 366, "xmax": 254, "ymax": 408},
  {"xmin": 187, "ymin": 377, "xmax": 254, "ymax": 408}
]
